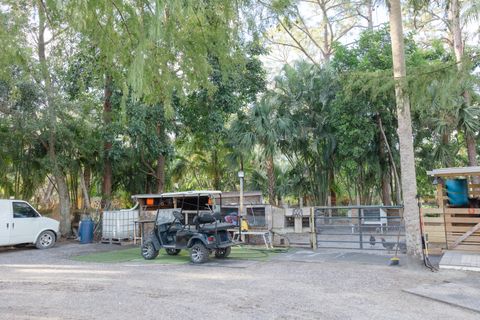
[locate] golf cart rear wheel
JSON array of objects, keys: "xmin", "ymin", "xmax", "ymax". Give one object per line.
[
  {"xmin": 214, "ymin": 247, "xmax": 231, "ymax": 258},
  {"xmin": 166, "ymin": 248, "xmax": 181, "ymax": 256},
  {"xmin": 141, "ymin": 240, "xmax": 159, "ymax": 260},
  {"xmin": 190, "ymin": 243, "xmax": 209, "ymax": 264}
]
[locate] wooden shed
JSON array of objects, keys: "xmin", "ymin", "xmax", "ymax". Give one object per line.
[{"xmin": 423, "ymin": 166, "xmax": 480, "ymax": 252}]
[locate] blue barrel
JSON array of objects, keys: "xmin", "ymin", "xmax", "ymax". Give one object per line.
[
  {"xmin": 445, "ymin": 179, "xmax": 469, "ymax": 207},
  {"xmin": 79, "ymin": 218, "xmax": 94, "ymax": 244}
]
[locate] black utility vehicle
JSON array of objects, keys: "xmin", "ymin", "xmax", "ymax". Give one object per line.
[{"xmin": 141, "ymin": 191, "xmax": 235, "ymax": 264}]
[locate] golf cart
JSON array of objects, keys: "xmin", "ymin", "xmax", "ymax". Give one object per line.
[{"xmin": 140, "ymin": 191, "xmax": 235, "ymax": 263}]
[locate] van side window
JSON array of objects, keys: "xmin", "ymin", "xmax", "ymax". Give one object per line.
[{"xmin": 13, "ymin": 202, "xmax": 40, "ymax": 218}]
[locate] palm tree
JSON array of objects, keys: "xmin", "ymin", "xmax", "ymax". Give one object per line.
[
  {"xmin": 229, "ymin": 97, "xmax": 281, "ymax": 205},
  {"xmin": 448, "ymin": 0, "xmax": 479, "ymax": 166},
  {"xmin": 273, "ymin": 62, "xmax": 337, "ymax": 205},
  {"xmin": 388, "ymin": 0, "xmax": 422, "ymax": 256}
]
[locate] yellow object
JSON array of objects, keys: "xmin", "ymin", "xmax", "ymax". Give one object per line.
[{"xmin": 241, "ymin": 219, "xmax": 249, "ymax": 231}]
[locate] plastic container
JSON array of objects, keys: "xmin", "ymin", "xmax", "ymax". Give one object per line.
[
  {"xmin": 79, "ymin": 218, "xmax": 94, "ymax": 244},
  {"xmin": 102, "ymin": 210, "xmax": 139, "ymax": 240},
  {"xmin": 445, "ymin": 179, "xmax": 469, "ymax": 207}
]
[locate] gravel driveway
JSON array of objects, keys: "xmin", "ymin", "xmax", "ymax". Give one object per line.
[{"xmin": 0, "ymin": 242, "xmax": 479, "ymax": 320}]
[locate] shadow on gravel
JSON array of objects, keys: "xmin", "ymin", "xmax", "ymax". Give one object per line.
[{"xmin": 274, "ymin": 249, "xmax": 430, "ymax": 270}]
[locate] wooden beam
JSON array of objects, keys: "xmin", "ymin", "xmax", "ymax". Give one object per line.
[
  {"xmin": 436, "ymin": 183, "xmax": 444, "ymax": 209},
  {"xmin": 450, "ymin": 222, "xmax": 480, "ymax": 248}
]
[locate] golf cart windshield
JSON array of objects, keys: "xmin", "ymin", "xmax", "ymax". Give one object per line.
[{"xmin": 156, "ymin": 209, "xmax": 176, "ymax": 225}]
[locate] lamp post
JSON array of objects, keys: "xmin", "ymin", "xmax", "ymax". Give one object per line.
[{"xmin": 238, "ymin": 170, "xmax": 244, "ymax": 240}]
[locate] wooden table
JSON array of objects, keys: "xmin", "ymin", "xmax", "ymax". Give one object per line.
[{"xmin": 232, "ymin": 230, "xmax": 273, "ymax": 249}]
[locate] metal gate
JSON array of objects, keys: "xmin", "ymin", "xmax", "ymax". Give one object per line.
[{"xmin": 314, "ymin": 205, "xmax": 405, "ymax": 251}]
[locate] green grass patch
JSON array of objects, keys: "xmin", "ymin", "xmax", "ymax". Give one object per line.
[
  {"xmin": 72, "ymin": 246, "xmax": 287, "ymax": 264},
  {"xmin": 228, "ymin": 246, "xmax": 286, "ymax": 261}
]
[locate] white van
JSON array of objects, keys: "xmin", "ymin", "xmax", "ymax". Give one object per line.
[{"xmin": 0, "ymin": 199, "xmax": 60, "ymax": 249}]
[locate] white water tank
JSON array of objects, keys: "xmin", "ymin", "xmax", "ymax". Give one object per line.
[{"xmin": 102, "ymin": 209, "xmax": 139, "ymax": 240}]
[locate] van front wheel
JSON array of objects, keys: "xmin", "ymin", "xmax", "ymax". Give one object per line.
[{"xmin": 36, "ymin": 231, "xmax": 56, "ymax": 249}]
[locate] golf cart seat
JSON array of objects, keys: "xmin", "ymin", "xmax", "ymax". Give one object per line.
[
  {"xmin": 195, "ymin": 214, "xmax": 216, "ymax": 224},
  {"xmin": 199, "ymin": 222, "xmax": 235, "ymax": 231},
  {"xmin": 193, "ymin": 214, "xmax": 235, "ymax": 232}
]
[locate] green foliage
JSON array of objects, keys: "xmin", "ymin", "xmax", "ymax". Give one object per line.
[
  {"xmin": 172, "ymin": 41, "xmax": 267, "ymax": 191},
  {"xmin": 0, "ymin": 1, "xmax": 478, "ymax": 209},
  {"xmin": 62, "ymin": 0, "xmax": 250, "ymax": 108}
]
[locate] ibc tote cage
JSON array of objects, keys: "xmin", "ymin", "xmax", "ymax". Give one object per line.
[{"xmin": 101, "ymin": 205, "xmax": 139, "ymax": 243}]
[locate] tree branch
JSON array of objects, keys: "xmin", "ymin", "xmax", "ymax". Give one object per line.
[
  {"xmin": 292, "ymin": 7, "xmax": 325, "ymax": 53},
  {"xmin": 277, "ymin": 18, "xmax": 321, "ymax": 66},
  {"xmin": 111, "ymin": 0, "xmax": 133, "ymax": 40}
]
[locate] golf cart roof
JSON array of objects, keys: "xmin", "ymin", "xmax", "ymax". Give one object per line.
[{"xmin": 132, "ymin": 190, "xmax": 222, "ymax": 200}]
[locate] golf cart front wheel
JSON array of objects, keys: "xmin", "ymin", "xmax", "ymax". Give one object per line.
[
  {"xmin": 141, "ymin": 241, "xmax": 159, "ymax": 260},
  {"xmin": 190, "ymin": 243, "xmax": 209, "ymax": 264},
  {"xmin": 214, "ymin": 247, "xmax": 231, "ymax": 258},
  {"xmin": 166, "ymin": 248, "xmax": 181, "ymax": 256}
]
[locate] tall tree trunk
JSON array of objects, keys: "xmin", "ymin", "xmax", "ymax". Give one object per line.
[
  {"xmin": 70, "ymin": 173, "xmax": 79, "ymax": 210},
  {"xmin": 449, "ymin": 0, "xmax": 478, "ymax": 167},
  {"xmin": 42, "ymin": 179, "xmax": 55, "ymax": 206},
  {"xmin": 379, "ymin": 137, "xmax": 392, "ymax": 206},
  {"xmin": 80, "ymin": 167, "xmax": 90, "ymax": 209},
  {"xmin": 367, "ymin": 0, "xmax": 373, "ymax": 30},
  {"xmin": 212, "ymin": 149, "xmax": 220, "ymax": 190},
  {"xmin": 84, "ymin": 166, "xmax": 91, "ymax": 194},
  {"xmin": 102, "ymin": 74, "xmax": 113, "ymax": 207},
  {"xmin": 388, "ymin": 0, "xmax": 422, "ymax": 256},
  {"xmin": 156, "ymin": 154, "xmax": 165, "ymax": 193},
  {"xmin": 329, "ymin": 169, "xmax": 337, "ymax": 206},
  {"xmin": 155, "ymin": 122, "xmax": 165, "ymax": 193},
  {"xmin": 320, "ymin": 4, "xmax": 331, "ymax": 61},
  {"xmin": 38, "ymin": 1, "xmax": 71, "ymax": 235},
  {"xmin": 377, "ymin": 116, "xmax": 392, "ymax": 205},
  {"xmin": 441, "ymin": 132, "xmax": 453, "ymax": 167},
  {"xmin": 381, "ymin": 171, "xmax": 392, "ymax": 205},
  {"xmin": 466, "ymin": 134, "xmax": 478, "ymax": 167},
  {"xmin": 449, "ymin": 0, "xmax": 463, "ymax": 67},
  {"xmin": 266, "ymin": 155, "xmax": 276, "ymax": 206}
]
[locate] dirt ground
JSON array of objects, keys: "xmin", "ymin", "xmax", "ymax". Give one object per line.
[{"xmin": 0, "ymin": 242, "xmax": 479, "ymax": 320}]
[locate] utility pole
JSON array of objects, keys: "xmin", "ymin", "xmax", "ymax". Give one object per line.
[{"xmin": 238, "ymin": 170, "xmax": 245, "ymax": 239}]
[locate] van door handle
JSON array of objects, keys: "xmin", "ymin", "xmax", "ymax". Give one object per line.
[
  {"xmin": 12, "ymin": 223, "xmax": 14, "ymax": 229},
  {"xmin": 6, "ymin": 223, "xmax": 8, "ymax": 229}
]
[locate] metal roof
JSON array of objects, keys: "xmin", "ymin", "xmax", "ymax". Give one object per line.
[
  {"xmin": 132, "ymin": 190, "xmax": 222, "ymax": 199},
  {"xmin": 221, "ymin": 191, "xmax": 263, "ymax": 197},
  {"xmin": 426, "ymin": 166, "xmax": 480, "ymax": 177}
]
